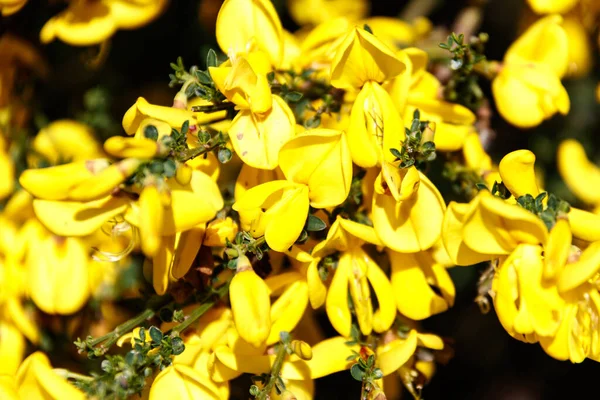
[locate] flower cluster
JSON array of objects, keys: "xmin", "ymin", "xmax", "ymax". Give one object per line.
[{"xmin": 1, "ymin": 0, "xmax": 600, "ymax": 399}]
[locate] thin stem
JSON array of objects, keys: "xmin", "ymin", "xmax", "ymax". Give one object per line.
[
  {"xmin": 179, "ymin": 134, "xmax": 229, "ymax": 162},
  {"xmin": 190, "ymin": 102, "xmax": 235, "ymax": 113},
  {"xmin": 168, "ymin": 281, "xmax": 230, "ymax": 336},
  {"xmin": 257, "ymin": 343, "xmax": 288, "ymax": 400},
  {"xmin": 89, "ymin": 308, "xmax": 156, "ymax": 349},
  {"xmin": 54, "ymin": 369, "xmax": 94, "ymax": 383}
]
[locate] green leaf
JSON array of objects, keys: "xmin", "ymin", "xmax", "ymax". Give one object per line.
[
  {"xmin": 163, "ymin": 159, "xmax": 177, "ymax": 178},
  {"xmin": 144, "ymin": 124, "xmax": 159, "ymax": 141},
  {"xmin": 304, "ymin": 115, "xmax": 321, "ymax": 129},
  {"xmin": 279, "ymin": 331, "xmax": 291, "ymax": 344},
  {"xmin": 181, "ymin": 120, "xmax": 189, "ymax": 135},
  {"xmin": 350, "ymin": 364, "xmax": 365, "ymax": 381},
  {"xmin": 363, "ymin": 24, "xmax": 373, "ymax": 34},
  {"xmin": 149, "ymin": 326, "xmax": 163, "ymax": 344},
  {"xmin": 171, "ymin": 337, "xmax": 185, "ymax": 355},
  {"xmin": 390, "ymin": 148, "xmax": 402, "ymax": 159},
  {"xmin": 206, "ymin": 49, "xmax": 218, "ymax": 68},
  {"xmin": 284, "ymin": 91, "xmax": 303, "ymax": 102},
  {"xmin": 138, "ymin": 327, "xmax": 146, "ymax": 342},
  {"xmin": 249, "ymin": 385, "xmax": 260, "ymax": 396},
  {"xmin": 306, "ymin": 214, "xmax": 327, "ymax": 231},
  {"xmin": 217, "ymin": 148, "xmax": 232, "ymax": 163},
  {"xmin": 373, "ymin": 368, "xmax": 383, "ymax": 379},
  {"xmin": 195, "ymin": 70, "xmax": 213, "ymax": 85}
]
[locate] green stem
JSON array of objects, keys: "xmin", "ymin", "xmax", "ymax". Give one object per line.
[
  {"xmin": 179, "ymin": 134, "xmax": 229, "ymax": 162},
  {"xmin": 257, "ymin": 343, "xmax": 287, "ymax": 400},
  {"xmin": 190, "ymin": 102, "xmax": 235, "ymax": 113},
  {"xmin": 89, "ymin": 308, "xmax": 157, "ymax": 350},
  {"xmin": 168, "ymin": 281, "xmax": 230, "ymax": 336},
  {"xmin": 54, "ymin": 369, "xmax": 94, "ymax": 383}
]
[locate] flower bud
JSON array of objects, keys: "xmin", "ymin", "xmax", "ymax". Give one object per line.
[
  {"xmin": 175, "ymin": 164, "xmax": 193, "ymax": 185},
  {"xmin": 204, "ymin": 217, "xmax": 238, "ymax": 247},
  {"xmin": 291, "ymin": 340, "xmax": 313, "ymax": 360}
]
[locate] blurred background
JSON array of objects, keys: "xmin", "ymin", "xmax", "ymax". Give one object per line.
[{"xmin": 2, "ymin": 0, "xmax": 600, "ymax": 398}]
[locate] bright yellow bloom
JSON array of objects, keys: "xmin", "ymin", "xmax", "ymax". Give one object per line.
[
  {"xmin": 309, "ymin": 217, "xmax": 396, "ymax": 337},
  {"xmin": 557, "ymin": 139, "xmax": 600, "ymax": 205},
  {"xmin": 228, "ymin": 94, "xmax": 296, "ymax": 169},
  {"xmin": 30, "ymin": 120, "xmax": 104, "ymax": 166},
  {"xmin": 372, "ymin": 165, "xmax": 446, "ymax": 252},
  {"xmin": 279, "ymin": 129, "xmax": 352, "ymax": 208},
  {"xmin": 330, "ymin": 27, "xmax": 405, "ymax": 90},
  {"xmin": 16, "ymin": 352, "xmax": 85, "ymax": 399},
  {"xmin": 388, "ymin": 48, "xmax": 477, "ymax": 152},
  {"xmin": 40, "ymin": 0, "xmax": 168, "ymax": 46},
  {"xmin": 265, "ymin": 270, "xmax": 309, "ymax": 345},
  {"xmin": 150, "ymin": 364, "xmax": 225, "ymax": 400},
  {"xmin": 562, "ymin": 15, "xmax": 593, "ymax": 78},
  {"xmin": 0, "ymin": 0, "xmax": 27, "ymax": 16},
  {"xmin": 492, "ymin": 15, "xmax": 570, "ymax": 128},
  {"xmin": 527, "ymin": 0, "xmax": 579, "ymax": 14},
  {"xmin": 288, "ymin": 0, "xmax": 368, "ymax": 26},
  {"xmin": 233, "ymin": 180, "xmax": 310, "ymax": 252},
  {"xmin": 388, "ymin": 249, "xmax": 455, "ymax": 320},
  {"xmin": 122, "ymin": 97, "xmax": 199, "ymax": 135},
  {"xmin": 216, "ymin": 0, "xmax": 283, "ymax": 67},
  {"xmin": 234, "ymin": 163, "xmax": 284, "ymax": 199},
  {"xmin": 204, "ymin": 217, "xmax": 238, "ymax": 247}
]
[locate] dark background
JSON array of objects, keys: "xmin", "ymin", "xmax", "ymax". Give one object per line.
[{"xmin": 2, "ymin": 0, "xmax": 600, "ymax": 398}]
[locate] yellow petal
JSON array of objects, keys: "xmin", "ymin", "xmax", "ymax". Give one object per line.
[
  {"xmin": 152, "ymin": 234, "xmax": 176, "ymax": 295},
  {"xmin": 498, "ymin": 149, "xmax": 540, "ymax": 198},
  {"xmin": 527, "ymin": 0, "xmax": 578, "ymax": 14},
  {"xmin": 0, "ymin": 322, "xmax": 25, "ymax": 375},
  {"xmin": 104, "ymin": 136, "xmax": 160, "ymax": 159},
  {"xmin": 325, "ymin": 258, "xmax": 352, "ymax": 337},
  {"xmin": 557, "ymin": 139, "xmax": 600, "ymax": 205},
  {"xmin": 149, "ymin": 364, "xmax": 223, "ymax": 400},
  {"xmin": 463, "ymin": 132, "xmax": 492, "ymax": 171},
  {"xmin": 303, "ymin": 336, "xmax": 359, "ymax": 379},
  {"xmin": 307, "ymin": 259, "xmax": 327, "ymax": 308},
  {"xmin": 229, "ymin": 95, "xmax": 295, "ymax": 169},
  {"xmin": 544, "ymin": 218, "xmax": 571, "ymax": 280},
  {"xmin": 230, "ymin": 270, "xmax": 271, "ymax": 347},
  {"xmin": 0, "ymin": 375, "xmax": 19, "ymax": 400},
  {"xmin": 16, "ymin": 352, "xmax": 85, "ymax": 400},
  {"xmin": 330, "ymin": 27, "xmax": 405, "ymax": 89},
  {"xmin": 268, "ymin": 280, "xmax": 309, "ymax": 344},
  {"xmin": 31, "ymin": 119, "xmax": 103, "ymax": 164},
  {"xmin": 377, "ymin": 330, "xmax": 418, "ymax": 376},
  {"xmin": 505, "ymin": 15, "xmax": 568, "ymax": 78},
  {"xmin": 348, "ymin": 81, "xmax": 403, "ymax": 168},
  {"xmin": 27, "ymin": 235, "xmax": 89, "ymax": 314},
  {"xmin": 569, "ymin": 207, "xmax": 600, "ymax": 242},
  {"xmin": 122, "ymin": 97, "xmax": 196, "ymax": 135},
  {"xmin": 68, "ymin": 159, "xmax": 141, "ymax": 202},
  {"xmin": 558, "ymin": 241, "xmax": 600, "ymax": 293},
  {"xmin": 19, "ymin": 161, "xmax": 101, "ymax": 201},
  {"xmin": 279, "ymin": 129, "xmax": 352, "ymax": 208},
  {"xmin": 216, "ymin": 0, "xmax": 283, "ymax": 66},
  {"xmin": 139, "ymin": 185, "xmax": 164, "ymax": 257},
  {"xmin": 366, "ymin": 255, "xmax": 396, "ymax": 332},
  {"xmin": 171, "ymin": 226, "xmax": 206, "ymax": 278},
  {"xmin": 33, "ymin": 196, "xmax": 129, "ymax": 237},
  {"xmin": 389, "ymin": 251, "xmax": 455, "ymax": 320},
  {"xmin": 372, "ymin": 171, "xmax": 445, "ymax": 252}
]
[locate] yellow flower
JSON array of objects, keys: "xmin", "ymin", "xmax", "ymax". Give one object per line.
[
  {"xmin": 265, "ymin": 270, "xmax": 309, "ymax": 345},
  {"xmin": 372, "ymin": 165, "xmax": 446, "ymax": 252},
  {"xmin": 30, "ymin": 120, "xmax": 104, "ymax": 166},
  {"xmin": 234, "ymin": 163, "xmax": 285, "ymax": 199},
  {"xmin": 24, "ymin": 220, "xmax": 90, "ymax": 315},
  {"xmin": 492, "ymin": 243, "xmax": 563, "ymax": 339},
  {"xmin": 279, "ymin": 128, "xmax": 352, "ymax": 208},
  {"xmin": 348, "ymin": 81, "xmax": 404, "ymax": 168},
  {"xmin": 288, "ymin": 0, "xmax": 368, "ymax": 26},
  {"xmin": 388, "ymin": 48, "xmax": 477, "ymax": 152},
  {"xmin": 228, "ymin": 94, "xmax": 296, "ymax": 169},
  {"xmin": 557, "ymin": 139, "xmax": 600, "ymax": 205},
  {"xmin": 492, "ymin": 15, "xmax": 570, "ymax": 128},
  {"xmin": 443, "ymin": 190, "xmax": 548, "ymax": 265},
  {"xmin": 232, "ymin": 180, "xmax": 310, "ymax": 252},
  {"xmin": 230, "ymin": 261, "xmax": 271, "ymax": 348},
  {"xmin": 216, "ymin": 0, "xmax": 283, "ymax": 67},
  {"xmin": 360, "ymin": 17, "xmax": 431, "ymax": 50},
  {"xmin": 0, "ymin": 145, "xmax": 14, "ymax": 200},
  {"xmin": 527, "ymin": 0, "xmax": 579, "ymax": 14},
  {"xmin": 209, "ymin": 53, "xmax": 273, "ymax": 114},
  {"xmin": 330, "ymin": 27, "xmax": 405, "ymax": 90},
  {"xmin": 562, "ymin": 15, "xmax": 593, "ymax": 78},
  {"xmin": 150, "ymin": 364, "xmax": 225, "ymax": 400},
  {"xmin": 204, "ymin": 217, "xmax": 238, "ymax": 247},
  {"xmin": 122, "ymin": 97, "xmax": 198, "ymax": 136},
  {"xmin": 388, "ymin": 249, "xmax": 455, "ymax": 320},
  {"xmin": 16, "ymin": 352, "xmax": 85, "ymax": 399},
  {"xmin": 40, "ymin": 0, "xmax": 168, "ymax": 46},
  {"xmin": 310, "ymin": 217, "xmax": 396, "ymax": 337},
  {"xmin": 0, "ymin": 321, "xmax": 25, "ymax": 375},
  {"xmin": 0, "ymin": 0, "xmax": 27, "ymax": 16}
]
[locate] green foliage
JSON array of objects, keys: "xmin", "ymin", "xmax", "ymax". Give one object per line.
[
  {"xmin": 516, "ymin": 191, "xmax": 571, "ymax": 230},
  {"xmin": 390, "ymin": 109, "xmax": 437, "ymax": 169},
  {"xmin": 439, "ymin": 32, "xmax": 489, "ymax": 110},
  {"xmin": 169, "ymin": 55, "xmax": 226, "ymax": 104},
  {"xmin": 74, "ymin": 327, "xmax": 185, "ymax": 399},
  {"xmin": 348, "ymin": 351, "xmax": 384, "ymax": 399}
]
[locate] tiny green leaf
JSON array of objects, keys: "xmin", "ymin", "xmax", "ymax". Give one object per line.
[
  {"xmin": 149, "ymin": 326, "xmax": 163, "ymax": 344},
  {"xmin": 306, "ymin": 214, "xmax": 327, "ymax": 231},
  {"xmin": 350, "ymin": 364, "xmax": 365, "ymax": 381},
  {"xmin": 206, "ymin": 49, "xmax": 218, "ymax": 68}
]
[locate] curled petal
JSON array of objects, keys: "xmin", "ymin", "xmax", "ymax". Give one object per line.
[
  {"xmin": 377, "ymin": 330, "xmax": 418, "ymax": 376},
  {"xmin": 558, "ymin": 241, "xmax": 600, "ymax": 293},
  {"xmin": 230, "ymin": 270, "xmax": 271, "ymax": 347},
  {"xmin": 498, "ymin": 150, "xmax": 540, "ymax": 198},
  {"xmin": 557, "ymin": 139, "xmax": 600, "ymax": 205}
]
